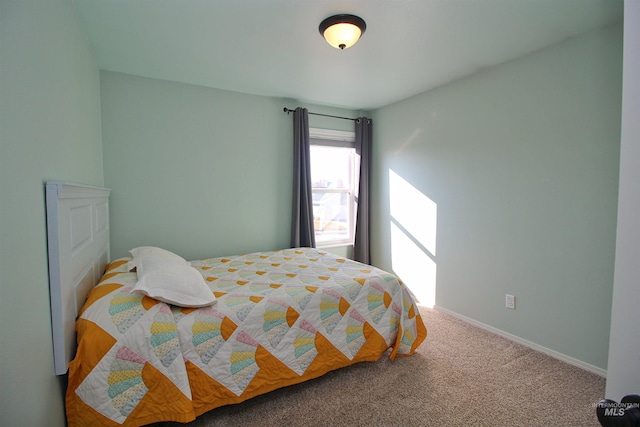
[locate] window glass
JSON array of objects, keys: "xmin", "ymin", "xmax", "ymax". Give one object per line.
[{"xmin": 310, "ymin": 144, "xmax": 355, "ymax": 246}]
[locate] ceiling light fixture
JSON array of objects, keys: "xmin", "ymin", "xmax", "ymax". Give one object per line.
[{"xmin": 319, "ymin": 14, "xmax": 366, "ymax": 50}]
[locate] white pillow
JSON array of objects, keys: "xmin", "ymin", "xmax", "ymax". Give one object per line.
[
  {"xmin": 132, "ymin": 256, "xmax": 215, "ymax": 308},
  {"xmin": 128, "ymin": 246, "xmax": 188, "ymax": 270}
]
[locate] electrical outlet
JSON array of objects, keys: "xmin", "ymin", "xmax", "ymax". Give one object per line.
[{"xmin": 505, "ymin": 294, "xmax": 516, "ymax": 309}]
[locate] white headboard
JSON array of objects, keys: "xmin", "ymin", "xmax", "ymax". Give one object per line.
[{"xmin": 46, "ymin": 181, "xmax": 111, "ymax": 375}]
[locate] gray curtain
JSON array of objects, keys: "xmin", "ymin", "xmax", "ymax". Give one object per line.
[
  {"xmin": 353, "ymin": 117, "xmax": 372, "ymax": 264},
  {"xmin": 290, "ymin": 107, "xmax": 316, "ymax": 248}
]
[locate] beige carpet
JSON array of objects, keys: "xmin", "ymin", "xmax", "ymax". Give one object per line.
[{"xmin": 153, "ymin": 307, "xmax": 605, "ymax": 427}]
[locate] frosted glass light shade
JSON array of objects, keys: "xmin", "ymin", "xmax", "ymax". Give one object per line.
[
  {"xmin": 323, "ymin": 23, "xmax": 362, "ymax": 49},
  {"xmin": 319, "ymin": 14, "xmax": 366, "ymax": 50}
]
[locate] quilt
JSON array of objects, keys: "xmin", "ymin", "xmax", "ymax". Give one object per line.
[{"xmin": 66, "ymin": 248, "xmax": 427, "ymax": 426}]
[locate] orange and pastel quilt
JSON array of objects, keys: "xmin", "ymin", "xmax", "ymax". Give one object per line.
[{"xmin": 66, "ymin": 248, "xmax": 427, "ymax": 426}]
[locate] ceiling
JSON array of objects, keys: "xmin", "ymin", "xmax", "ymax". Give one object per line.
[{"xmin": 72, "ymin": 0, "xmax": 622, "ymax": 111}]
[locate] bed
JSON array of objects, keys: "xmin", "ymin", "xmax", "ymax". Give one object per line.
[{"xmin": 46, "ymin": 183, "xmax": 427, "ymax": 427}]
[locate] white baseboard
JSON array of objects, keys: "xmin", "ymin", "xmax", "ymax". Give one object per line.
[{"xmin": 432, "ymin": 305, "xmax": 607, "ymax": 378}]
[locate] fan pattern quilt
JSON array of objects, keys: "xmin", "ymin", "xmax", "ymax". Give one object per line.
[{"xmin": 66, "ymin": 248, "xmax": 427, "ymax": 426}]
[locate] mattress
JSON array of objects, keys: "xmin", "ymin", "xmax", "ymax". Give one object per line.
[{"xmin": 66, "ymin": 248, "xmax": 427, "ymax": 426}]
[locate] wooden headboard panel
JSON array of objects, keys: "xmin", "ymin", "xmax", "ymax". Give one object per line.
[{"xmin": 46, "ymin": 181, "xmax": 111, "ymax": 375}]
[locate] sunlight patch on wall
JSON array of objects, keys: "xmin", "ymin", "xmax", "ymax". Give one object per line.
[
  {"xmin": 389, "ymin": 169, "xmax": 437, "ymax": 307},
  {"xmin": 390, "ymin": 223, "xmax": 436, "ymax": 307},
  {"xmin": 389, "ymin": 170, "xmax": 437, "ymax": 255}
]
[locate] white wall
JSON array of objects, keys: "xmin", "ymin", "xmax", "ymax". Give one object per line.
[
  {"xmin": 606, "ymin": 1, "xmax": 640, "ymax": 401},
  {"xmin": 371, "ymin": 24, "xmax": 622, "ymax": 371},
  {"xmin": 0, "ymin": 1, "xmax": 103, "ymax": 426}
]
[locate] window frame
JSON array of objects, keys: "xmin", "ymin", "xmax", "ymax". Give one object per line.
[{"xmin": 309, "ymin": 128, "xmax": 357, "ymax": 248}]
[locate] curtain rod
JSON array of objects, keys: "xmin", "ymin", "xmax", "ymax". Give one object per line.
[{"xmin": 283, "ymin": 107, "xmax": 357, "ymax": 122}]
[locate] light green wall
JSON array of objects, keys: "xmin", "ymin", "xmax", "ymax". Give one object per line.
[
  {"xmin": 371, "ymin": 24, "xmax": 622, "ymax": 370},
  {"xmin": 0, "ymin": 1, "xmax": 103, "ymax": 426},
  {"xmin": 101, "ymin": 71, "xmax": 359, "ymax": 261},
  {"xmin": 0, "ymin": 2, "xmax": 622, "ymax": 424}
]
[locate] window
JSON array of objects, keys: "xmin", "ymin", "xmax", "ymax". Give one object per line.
[{"xmin": 309, "ymin": 128, "xmax": 357, "ymax": 247}]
